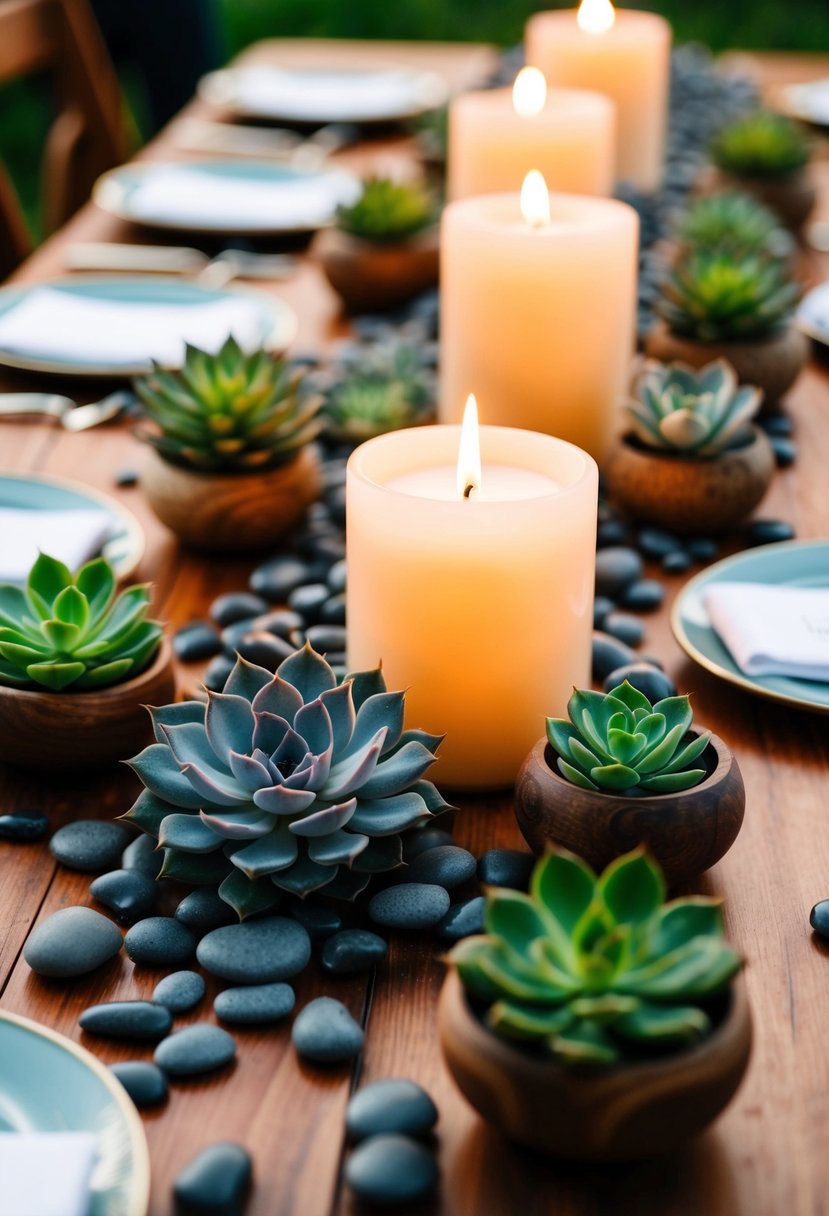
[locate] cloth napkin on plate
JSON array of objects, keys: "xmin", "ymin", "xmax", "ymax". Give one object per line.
[
  {"xmin": 231, "ymin": 66, "xmax": 417, "ymax": 122},
  {"xmin": 0, "ymin": 287, "xmax": 265, "ymax": 367},
  {"xmin": 703, "ymin": 581, "xmax": 829, "ymax": 681},
  {"xmin": 0, "ymin": 508, "xmax": 112, "ymax": 583},
  {"xmin": 0, "ymin": 1131, "xmax": 97, "ymax": 1216}
]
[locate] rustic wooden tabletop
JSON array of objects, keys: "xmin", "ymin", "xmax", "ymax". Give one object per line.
[{"xmin": 0, "ymin": 41, "xmax": 828, "ymax": 1216}]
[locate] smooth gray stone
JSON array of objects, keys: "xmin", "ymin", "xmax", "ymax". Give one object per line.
[
  {"xmin": 619, "ymin": 579, "xmax": 665, "ymax": 612},
  {"xmin": 603, "ymin": 663, "xmax": 677, "ymax": 702},
  {"xmin": 90, "ymin": 869, "xmax": 157, "ymax": 924},
  {"xmin": 637, "ymin": 527, "xmax": 683, "ymax": 559},
  {"xmin": 406, "ymin": 845, "xmax": 476, "ymax": 891},
  {"xmin": 210, "ymin": 592, "xmax": 269, "ymax": 628},
  {"xmin": 110, "ymin": 1062, "xmax": 168, "ymax": 1108},
  {"xmin": 594, "ymin": 547, "xmax": 644, "ymax": 597},
  {"xmin": 320, "ymin": 593, "xmax": 346, "ymax": 625},
  {"xmin": 172, "ymin": 622, "xmax": 222, "ymax": 662},
  {"xmin": 50, "ymin": 821, "xmax": 132, "ymax": 873},
  {"xmin": 746, "ymin": 518, "xmax": 796, "ymax": 547},
  {"xmin": 121, "ymin": 833, "xmax": 162, "ymax": 879},
  {"xmin": 303, "ymin": 624, "xmax": 347, "ymax": 655},
  {"xmin": 401, "ymin": 828, "xmax": 454, "ymax": 862},
  {"xmin": 24, "ymin": 906, "xmax": 122, "ymax": 978},
  {"xmin": 291, "ymin": 997, "xmax": 364, "ymax": 1063},
  {"xmin": 214, "ymin": 982, "xmax": 295, "ymax": 1025},
  {"xmin": 154, "ymin": 1024, "xmax": 237, "ymax": 1078},
  {"xmin": 321, "ymin": 930, "xmax": 387, "ymax": 976},
  {"xmin": 603, "ymin": 611, "xmax": 645, "ymax": 648},
  {"xmin": 175, "ymin": 889, "xmax": 237, "ymax": 936},
  {"xmin": 368, "ymin": 884, "xmax": 450, "ymax": 930},
  {"xmin": 234, "ymin": 631, "xmax": 293, "ymax": 670},
  {"xmin": 662, "ymin": 549, "xmax": 693, "ymax": 574},
  {"xmin": 153, "ymin": 971, "xmax": 206, "ymax": 1013},
  {"xmin": 435, "ymin": 897, "xmax": 486, "ymax": 944},
  {"xmin": 249, "ymin": 555, "xmax": 310, "ymax": 602},
  {"xmin": 197, "ymin": 917, "xmax": 311, "ymax": 983},
  {"xmin": 286, "ymin": 582, "xmax": 329, "ymax": 623},
  {"xmin": 326, "ymin": 559, "xmax": 347, "ymax": 595},
  {"xmin": 252, "ymin": 609, "xmax": 303, "ymax": 640},
  {"xmin": 346, "ymin": 1079, "xmax": 438, "ymax": 1141},
  {"xmin": 477, "ymin": 849, "xmax": 534, "ymax": 890},
  {"xmin": 686, "ymin": 537, "xmax": 719, "ymax": 562},
  {"xmin": 204, "ymin": 654, "xmax": 235, "ymax": 692},
  {"xmin": 592, "ymin": 595, "xmax": 615, "ymax": 629},
  {"xmin": 288, "ymin": 902, "xmax": 341, "ymax": 942},
  {"xmin": 592, "ymin": 632, "xmax": 638, "ymax": 683},
  {"xmin": 0, "ymin": 810, "xmax": 48, "ymax": 842},
  {"xmin": 345, "ymin": 1134, "xmax": 438, "ymax": 1205},
  {"xmin": 124, "ymin": 917, "xmax": 197, "ymax": 968},
  {"xmin": 173, "ymin": 1142, "xmax": 252, "ymax": 1216},
  {"xmin": 80, "ymin": 1000, "xmax": 172, "ymax": 1040}
]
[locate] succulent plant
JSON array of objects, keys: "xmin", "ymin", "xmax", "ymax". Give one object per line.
[
  {"xmin": 0, "ymin": 553, "xmax": 162, "ymax": 691},
  {"xmin": 626, "ymin": 358, "xmax": 762, "ymax": 456},
  {"xmin": 451, "ymin": 847, "xmax": 742, "ymax": 1065},
  {"xmin": 711, "ymin": 110, "xmax": 811, "ymax": 180},
  {"xmin": 413, "ymin": 104, "xmax": 448, "ymax": 165},
  {"xmin": 325, "ymin": 342, "xmax": 436, "ymax": 442},
  {"xmin": 336, "ymin": 176, "xmax": 437, "ymax": 243},
  {"xmin": 657, "ymin": 249, "xmax": 800, "ymax": 342},
  {"xmin": 124, "ymin": 645, "xmax": 451, "ymax": 918},
  {"xmin": 134, "ymin": 336, "xmax": 322, "ymax": 473},
  {"xmin": 547, "ymin": 681, "xmax": 710, "ymax": 794},
  {"xmin": 674, "ymin": 191, "xmax": 794, "ymax": 261}
]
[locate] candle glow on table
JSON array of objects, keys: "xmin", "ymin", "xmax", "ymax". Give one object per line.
[
  {"xmin": 346, "ymin": 410, "xmax": 598, "ymax": 790},
  {"xmin": 440, "ymin": 171, "xmax": 639, "ymax": 464},
  {"xmin": 447, "ymin": 66, "xmax": 615, "ymax": 200},
  {"xmin": 525, "ymin": 1, "xmax": 671, "ymax": 192}
]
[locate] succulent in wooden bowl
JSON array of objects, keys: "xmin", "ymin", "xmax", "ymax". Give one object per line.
[
  {"xmin": 324, "ymin": 342, "xmax": 436, "ymax": 444},
  {"xmin": 709, "ymin": 110, "xmax": 815, "ymax": 233},
  {"xmin": 673, "ymin": 191, "xmax": 795, "ymax": 262}
]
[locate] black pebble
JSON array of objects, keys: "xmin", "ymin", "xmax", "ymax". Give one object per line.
[
  {"xmin": 50, "ymin": 821, "xmax": 132, "ymax": 873},
  {"xmin": 90, "ymin": 869, "xmax": 158, "ymax": 924},
  {"xmin": 220, "ymin": 618, "xmax": 259, "ymax": 654},
  {"xmin": 620, "ymin": 579, "xmax": 665, "ymax": 612},
  {"xmin": 595, "ymin": 547, "xmax": 644, "ymax": 597},
  {"xmin": 772, "ymin": 437, "xmax": 797, "ymax": 468},
  {"xmin": 402, "ymin": 827, "xmax": 454, "ymax": 862},
  {"xmin": 637, "ymin": 527, "xmax": 683, "ymax": 559},
  {"xmin": 114, "ymin": 467, "xmax": 139, "ymax": 488},
  {"xmin": 287, "ymin": 583, "xmax": 330, "ymax": 624},
  {"xmin": 810, "ymin": 900, "xmax": 829, "ymax": 940},
  {"xmin": 596, "ymin": 518, "xmax": 631, "ymax": 547},
  {"xmin": 746, "ymin": 519, "xmax": 796, "ymax": 547},
  {"xmin": 477, "ymin": 849, "xmax": 534, "ymax": 890},
  {"xmin": 603, "ymin": 663, "xmax": 677, "ymax": 701},
  {"xmin": 321, "ymin": 929, "xmax": 388, "ymax": 975},
  {"xmin": 304, "ymin": 625, "xmax": 347, "ymax": 655},
  {"xmin": 204, "ymin": 654, "xmax": 235, "ymax": 692},
  {"xmin": 251, "ymin": 609, "xmax": 304, "ymax": 640},
  {"xmin": 603, "ymin": 612, "xmax": 645, "ymax": 648},
  {"xmin": 249, "ymin": 556, "xmax": 310, "ymax": 602},
  {"xmin": 210, "ymin": 593, "xmax": 269, "ymax": 628},
  {"xmin": 327, "ymin": 559, "xmax": 347, "ymax": 595},
  {"xmin": 319, "ymin": 594, "xmax": 346, "ymax": 625},
  {"xmin": 435, "ymin": 896, "xmax": 486, "ymax": 943},
  {"xmin": 110, "ymin": 1061, "xmax": 168, "ymax": 1108},
  {"xmin": 175, "ymin": 889, "xmax": 237, "ymax": 935},
  {"xmin": 407, "ymin": 845, "xmax": 477, "ymax": 891},
  {"xmin": 235, "ymin": 632, "xmax": 294, "ymax": 670},
  {"xmin": 289, "ymin": 902, "xmax": 342, "ymax": 941},
  {"xmin": 662, "ymin": 550, "xmax": 693, "ymax": 574},
  {"xmin": 592, "ymin": 596, "xmax": 615, "ymax": 629},
  {"xmin": 760, "ymin": 414, "xmax": 793, "ymax": 437},
  {"xmin": 173, "ymin": 1142, "xmax": 252, "ymax": 1216},
  {"xmin": 0, "ymin": 810, "xmax": 49, "ymax": 842},
  {"xmin": 686, "ymin": 537, "xmax": 719, "ymax": 562},
  {"xmin": 172, "ymin": 622, "xmax": 222, "ymax": 663},
  {"xmin": 592, "ymin": 632, "xmax": 638, "ymax": 682}
]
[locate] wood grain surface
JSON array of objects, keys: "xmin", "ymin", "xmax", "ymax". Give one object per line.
[{"xmin": 0, "ymin": 42, "xmax": 828, "ymax": 1216}]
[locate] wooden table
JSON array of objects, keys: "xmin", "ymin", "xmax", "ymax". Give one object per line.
[{"xmin": 1, "ymin": 42, "xmax": 829, "ymax": 1216}]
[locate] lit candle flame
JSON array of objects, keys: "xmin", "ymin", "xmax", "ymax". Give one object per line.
[
  {"xmin": 457, "ymin": 394, "xmax": 482, "ymax": 500},
  {"xmin": 512, "ymin": 66, "xmax": 547, "ymax": 118},
  {"xmin": 577, "ymin": 0, "xmax": 616, "ymax": 34},
  {"xmin": 520, "ymin": 169, "xmax": 551, "ymax": 228}
]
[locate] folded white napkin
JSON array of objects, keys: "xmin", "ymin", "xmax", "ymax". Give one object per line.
[
  {"xmin": 0, "ymin": 287, "xmax": 266, "ymax": 367},
  {"xmin": 128, "ymin": 166, "xmax": 358, "ymax": 229},
  {"xmin": 232, "ymin": 66, "xmax": 418, "ymax": 121},
  {"xmin": 0, "ymin": 1131, "xmax": 97, "ymax": 1216},
  {"xmin": 0, "ymin": 508, "xmax": 112, "ymax": 583},
  {"xmin": 704, "ymin": 581, "xmax": 829, "ymax": 681}
]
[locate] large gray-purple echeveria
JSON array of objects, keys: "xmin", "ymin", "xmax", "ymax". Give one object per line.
[{"xmin": 124, "ymin": 644, "xmax": 451, "ymax": 919}]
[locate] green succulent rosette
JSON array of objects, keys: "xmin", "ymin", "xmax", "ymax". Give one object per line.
[{"xmin": 627, "ymin": 358, "xmax": 762, "ymax": 456}]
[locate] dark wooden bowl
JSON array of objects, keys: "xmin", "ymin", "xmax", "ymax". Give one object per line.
[
  {"xmin": 514, "ymin": 731, "xmax": 745, "ymax": 886},
  {"xmin": 0, "ymin": 640, "xmax": 176, "ymax": 770},
  {"xmin": 438, "ymin": 970, "xmax": 752, "ymax": 1162},
  {"xmin": 312, "ymin": 225, "xmax": 439, "ymax": 313}
]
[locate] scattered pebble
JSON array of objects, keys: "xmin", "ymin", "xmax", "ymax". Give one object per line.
[
  {"xmin": 235, "ymin": 631, "xmax": 294, "ymax": 670},
  {"xmin": 80, "ymin": 1000, "xmax": 172, "ymax": 1041},
  {"xmin": 122, "ymin": 833, "xmax": 162, "ymax": 879},
  {"xmin": 760, "ymin": 414, "xmax": 793, "ymax": 437},
  {"xmin": 0, "ymin": 810, "xmax": 49, "ymax": 843},
  {"xmin": 592, "ymin": 595, "xmax": 615, "ymax": 628},
  {"xmin": 406, "ymin": 845, "xmax": 476, "ymax": 891},
  {"xmin": 435, "ymin": 897, "xmax": 486, "ymax": 944},
  {"xmin": 346, "ymin": 1079, "xmax": 438, "ymax": 1141},
  {"xmin": 477, "ymin": 849, "xmax": 534, "ymax": 890},
  {"xmin": 24, "ymin": 906, "xmax": 122, "ymax": 978},
  {"xmin": 155, "ymin": 1024, "xmax": 237, "ymax": 1078},
  {"xmin": 619, "ymin": 579, "xmax": 665, "ymax": 612},
  {"xmin": 175, "ymin": 889, "xmax": 237, "ymax": 936},
  {"xmin": 196, "ymin": 917, "xmax": 311, "ymax": 983},
  {"xmin": 114, "ymin": 467, "xmax": 139, "ymax": 488},
  {"xmin": 173, "ymin": 1142, "xmax": 252, "ymax": 1216},
  {"xmin": 209, "ymin": 592, "xmax": 269, "ymax": 628},
  {"xmin": 214, "ymin": 982, "xmax": 295, "ymax": 1025},
  {"xmin": 603, "ymin": 663, "xmax": 677, "ymax": 701},
  {"xmin": 291, "ymin": 997, "xmax": 364, "ymax": 1064},
  {"xmin": 287, "ymin": 583, "xmax": 330, "ymax": 623},
  {"xmin": 771, "ymin": 437, "xmax": 797, "ymax": 468},
  {"xmin": 304, "ymin": 624, "xmax": 347, "ymax": 654},
  {"xmin": 686, "ymin": 537, "xmax": 719, "ymax": 562},
  {"xmin": 637, "ymin": 527, "xmax": 682, "ymax": 559},
  {"xmin": 402, "ymin": 827, "xmax": 454, "ymax": 862},
  {"xmin": 662, "ymin": 550, "xmax": 693, "ymax": 574},
  {"xmin": 810, "ymin": 900, "xmax": 829, "ymax": 940},
  {"xmin": 345, "ymin": 1134, "xmax": 438, "ymax": 1206},
  {"xmin": 591, "ymin": 632, "xmax": 638, "ymax": 683},
  {"xmin": 746, "ymin": 519, "xmax": 796, "ymax": 547},
  {"xmin": 172, "ymin": 623, "xmax": 222, "ymax": 663},
  {"xmin": 321, "ymin": 930, "xmax": 388, "ymax": 976},
  {"xmin": 110, "ymin": 1061, "xmax": 168, "ymax": 1108},
  {"xmin": 327, "ymin": 560, "xmax": 347, "ymax": 595},
  {"xmin": 249, "ymin": 556, "xmax": 310, "ymax": 602},
  {"xmin": 252, "ymin": 609, "xmax": 303, "ymax": 640},
  {"xmin": 204, "ymin": 654, "xmax": 235, "ymax": 692},
  {"xmin": 289, "ymin": 902, "xmax": 342, "ymax": 941},
  {"xmin": 602, "ymin": 611, "xmax": 645, "ymax": 648},
  {"xmin": 595, "ymin": 547, "xmax": 644, "ymax": 597},
  {"xmin": 50, "ymin": 821, "xmax": 132, "ymax": 873},
  {"xmin": 368, "ymin": 884, "xmax": 450, "ymax": 930},
  {"xmin": 89, "ymin": 869, "xmax": 157, "ymax": 924},
  {"xmin": 596, "ymin": 518, "xmax": 631, "ymax": 548},
  {"xmin": 124, "ymin": 917, "xmax": 197, "ymax": 968},
  {"xmin": 153, "ymin": 971, "xmax": 206, "ymax": 1013}
]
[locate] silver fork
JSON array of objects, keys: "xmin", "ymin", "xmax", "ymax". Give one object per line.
[{"xmin": 0, "ymin": 390, "xmax": 132, "ymax": 431}]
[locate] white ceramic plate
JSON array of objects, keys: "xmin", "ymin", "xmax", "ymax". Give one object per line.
[
  {"xmin": 199, "ymin": 63, "xmax": 448, "ymax": 125},
  {"xmin": 775, "ymin": 78, "xmax": 829, "ymax": 129},
  {"xmin": 796, "ymin": 281, "xmax": 829, "ymax": 347}
]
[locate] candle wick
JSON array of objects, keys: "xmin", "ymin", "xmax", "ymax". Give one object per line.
[{"xmin": 463, "ymin": 483, "xmax": 476, "ymax": 499}]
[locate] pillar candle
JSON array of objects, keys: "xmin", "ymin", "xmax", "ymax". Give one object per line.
[
  {"xmin": 448, "ymin": 69, "xmax": 615, "ymax": 200},
  {"xmin": 346, "ymin": 414, "xmax": 598, "ymax": 790},
  {"xmin": 439, "ymin": 177, "xmax": 638, "ymax": 464},
  {"xmin": 525, "ymin": 2, "xmax": 671, "ymax": 192}
]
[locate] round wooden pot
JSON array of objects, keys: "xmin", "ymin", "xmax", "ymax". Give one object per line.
[
  {"xmin": 312, "ymin": 225, "xmax": 439, "ymax": 313},
  {"xmin": 645, "ymin": 319, "xmax": 807, "ymax": 408},
  {"xmin": 438, "ymin": 970, "xmax": 752, "ymax": 1162},
  {"xmin": 514, "ymin": 732, "xmax": 744, "ymax": 887},
  {"xmin": 141, "ymin": 446, "xmax": 321, "ymax": 553},
  {"xmin": 604, "ymin": 427, "xmax": 775, "ymax": 534},
  {"xmin": 710, "ymin": 166, "xmax": 817, "ymax": 234},
  {"xmin": 0, "ymin": 640, "xmax": 175, "ymax": 770}
]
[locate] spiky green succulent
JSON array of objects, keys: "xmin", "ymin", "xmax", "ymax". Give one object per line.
[
  {"xmin": 336, "ymin": 176, "xmax": 437, "ymax": 242},
  {"xmin": 451, "ymin": 848, "xmax": 742, "ymax": 1065},
  {"xmin": 134, "ymin": 336, "xmax": 322, "ymax": 472},
  {"xmin": 657, "ymin": 249, "xmax": 800, "ymax": 342},
  {"xmin": 325, "ymin": 343, "xmax": 435, "ymax": 442},
  {"xmin": 675, "ymin": 191, "xmax": 794, "ymax": 261},
  {"xmin": 711, "ymin": 110, "xmax": 811, "ymax": 180},
  {"xmin": 627, "ymin": 358, "xmax": 762, "ymax": 456},
  {"xmin": 0, "ymin": 553, "xmax": 162, "ymax": 691},
  {"xmin": 547, "ymin": 681, "xmax": 710, "ymax": 794},
  {"xmin": 124, "ymin": 645, "xmax": 452, "ymax": 919}
]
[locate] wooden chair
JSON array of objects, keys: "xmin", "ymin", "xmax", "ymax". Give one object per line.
[{"xmin": 0, "ymin": 0, "xmax": 124, "ymax": 278}]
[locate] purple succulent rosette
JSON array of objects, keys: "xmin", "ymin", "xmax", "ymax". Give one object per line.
[{"xmin": 124, "ymin": 644, "xmax": 452, "ymax": 918}]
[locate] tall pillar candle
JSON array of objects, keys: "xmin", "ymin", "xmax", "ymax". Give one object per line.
[
  {"xmin": 448, "ymin": 68, "xmax": 615, "ymax": 200},
  {"xmin": 346, "ymin": 416, "xmax": 598, "ymax": 790},
  {"xmin": 525, "ymin": 2, "xmax": 671, "ymax": 192},
  {"xmin": 439, "ymin": 177, "xmax": 638, "ymax": 465}
]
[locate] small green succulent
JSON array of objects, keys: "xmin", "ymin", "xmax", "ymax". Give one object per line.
[
  {"xmin": 547, "ymin": 681, "xmax": 710, "ymax": 794},
  {"xmin": 0, "ymin": 553, "xmax": 162, "ymax": 691},
  {"xmin": 134, "ymin": 337, "xmax": 322, "ymax": 473},
  {"xmin": 451, "ymin": 847, "xmax": 743, "ymax": 1065},
  {"xmin": 325, "ymin": 343, "xmax": 436, "ymax": 442},
  {"xmin": 711, "ymin": 110, "xmax": 811, "ymax": 180},
  {"xmin": 657, "ymin": 249, "xmax": 800, "ymax": 342},
  {"xmin": 414, "ymin": 105, "xmax": 448, "ymax": 165},
  {"xmin": 675, "ymin": 191, "xmax": 794, "ymax": 261},
  {"xmin": 627, "ymin": 358, "xmax": 762, "ymax": 456},
  {"xmin": 336, "ymin": 177, "xmax": 437, "ymax": 242}
]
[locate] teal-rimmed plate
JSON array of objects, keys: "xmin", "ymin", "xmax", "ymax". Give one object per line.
[
  {"xmin": 93, "ymin": 159, "xmax": 360, "ymax": 235},
  {"xmin": 0, "ymin": 1010, "xmax": 150, "ymax": 1216},
  {"xmin": 0, "ymin": 470, "xmax": 144, "ymax": 581},
  {"xmin": 671, "ymin": 539, "xmax": 829, "ymax": 713},
  {"xmin": 0, "ymin": 276, "xmax": 297, "ymax": 378}
]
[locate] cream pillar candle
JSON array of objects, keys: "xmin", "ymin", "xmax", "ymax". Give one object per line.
[
  {"xmin": 439, "ymin": 174, "xmax": 638, "ymax": 465},
  {"xmin": 448, "ymin": 68, "xmax": 615, "ymax": 200},
  {"xmin": 346, "ymin": 407, "xmax": 598, "ymax": 790},
  {"xmin": 525, "ymin": 2, "xmax": 671, "ymax": 192}
]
